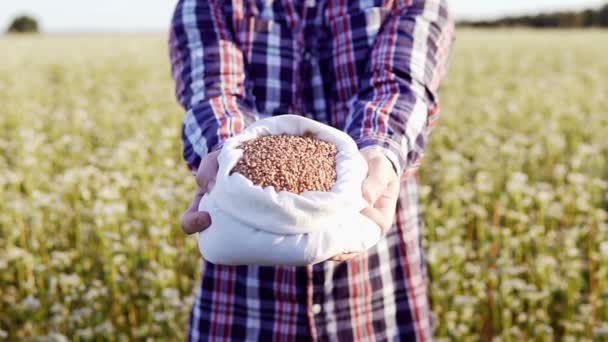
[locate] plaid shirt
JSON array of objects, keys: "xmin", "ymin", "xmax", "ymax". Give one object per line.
[{"xmin": 169, "ymin": 0, "xmax": 454, "ymax": 340}]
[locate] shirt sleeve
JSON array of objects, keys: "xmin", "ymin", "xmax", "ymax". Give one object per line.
[
  {"xmin": 345, "ymin": 0, "xmax": 455, "ymax": 179},
  {"xmin": 169, "ymin": 0, "xmax": 258, "ymax": 171}
]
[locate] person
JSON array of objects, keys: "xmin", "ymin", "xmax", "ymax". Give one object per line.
[{"xmin": 169, "ymin": 0, "xmax": 454, "ymax": 340}]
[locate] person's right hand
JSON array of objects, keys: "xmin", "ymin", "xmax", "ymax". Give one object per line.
[{"xmin": 181, "ymin": 150, "xmax": 220, "ymax": 234}]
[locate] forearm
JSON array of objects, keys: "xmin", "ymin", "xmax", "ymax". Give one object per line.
[
  {"xmin": 169, "ymin": 0, "xmax": 258, "ymax": 171},
  {"xmin": 346, "ymin": 0, "xmax": 455, "ymax": 177},
  {"xmin": 182, "ymin": 97, "xmax": 257, "ymax": 172}
]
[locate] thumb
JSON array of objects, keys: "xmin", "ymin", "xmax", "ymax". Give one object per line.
[
  {"xmin": 362, "ymin": 172, "xmax": 390, "ymax": 205},
  {"xmin": 361, "ymin": 149, "xmax": 395, "ymax": 205},
  {"xmin": 196, "ymin": 150, "xmax": 220, "ymax": 193}
]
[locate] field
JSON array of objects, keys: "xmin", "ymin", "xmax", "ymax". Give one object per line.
[{"xmin": 1, "ymin": 30, "xmax": 607, "ymax": 340}]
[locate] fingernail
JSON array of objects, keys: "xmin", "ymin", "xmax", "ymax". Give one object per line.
[
  {"xmin": 197, "ymin": 213, "xmax": 210, "ymax": 228},
  {"xmin": 363, "ymin": 189, "xmax": 372, "ymax": 204},
  {"xmin": 366, "ymin": 191, "xmax": 377, "ymax": 205}
]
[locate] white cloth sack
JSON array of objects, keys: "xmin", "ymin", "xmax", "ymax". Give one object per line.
[{"xmin": 198, "ymin": 115, "xmax": 381, "ymax": 266}]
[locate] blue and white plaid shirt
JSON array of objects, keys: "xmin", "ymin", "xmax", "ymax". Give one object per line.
[{"xmin": 169, "ymin": 0, "xmax": 454, "ymax": 340}]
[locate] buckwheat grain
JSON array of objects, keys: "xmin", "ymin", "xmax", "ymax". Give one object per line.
[{"xmin": 231, "ymin": 134, "xmax": 337, "ymax": 194}]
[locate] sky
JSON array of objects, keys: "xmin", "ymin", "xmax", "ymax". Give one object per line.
[{"xmin": 1, "ymin": 0, "xmax": 605, "ymax": 33}]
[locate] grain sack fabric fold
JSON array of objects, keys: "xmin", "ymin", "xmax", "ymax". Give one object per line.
[{"xmin": 197, "ymin": 115, "xmax": 382, "ymax": 266}]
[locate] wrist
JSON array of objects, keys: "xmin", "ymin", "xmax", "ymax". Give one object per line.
[
  {"xmin": 354, "ymin": 135, "xmax": 403, "ymax": 177},
  {"xmin": 360, "ymin": 147, "xmax": 398, "ymax": 178}
]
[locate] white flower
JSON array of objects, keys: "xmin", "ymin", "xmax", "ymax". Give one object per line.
[
  {"xmin": 22, "ymin": 295, "xmax": 40, "ymax": 311},
  {"xmin": 600, "ymin": 242, "xmax": 608, "ymax": 256},
  {"xmin": 162, "ymin": 288, "xmax": 180, "ymax": 300},
  {"xmin": 552, "ymin": 164, "xmax": 567, "ymax": 179},
  {"xmin": 77, "ymin": 328, "xmax": 93, "ymax": 339},
  {"xmin": 595, "ymin": 324, "xmax": 608, "ymax": 336},
  {"xmin": 567, "ymin": 172, "xmax": 586, "ymax": 186},
  {"xmin": 153, "ymin": 312, "xmax": 167, "ymax": 322},
  {"xmin": 94, "ymin": 321, "xmax": 114, "ymax": 334},
  {"xmin": 453, "ymin": 296, "xmax": 476, "ymax": 306},
  {"xmin": 506, "ymin": 172, "xmax": 528, "ymax": 193},
  {"xmin": 46, "ymin": 333, "xmax": 69, "ymax": 342}
]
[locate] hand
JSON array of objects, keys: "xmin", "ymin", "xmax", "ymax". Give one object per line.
[
  {"xmin": 359, "ymin": 148, "xmax": 400, "ymax": 234},
  {"xmin": 180, "ymin": 150, "xmax": 220, "ymax": 234},
  {"xmin": 330, "ymin": 148, "xmax": 400, "ymax": 261}
]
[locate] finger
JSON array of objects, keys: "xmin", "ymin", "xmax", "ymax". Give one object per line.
[
  {"xmin": 196, "ymin": 151, "xmax": 220, "ymax": 193},
  {"xmin": 181, "ymin": 188, "xmax": 210, "ymax": 234},
  {"xmin": 362, "ymin": 173, "xmax": 389, "ymax": 205},
  {"xmin": 361, "ymin": 181, "xmax": 401, "ymax": 234},
  {"xmin": 181, "ymin": 211, "xmax": 211, "ymax": 234},
  {"xmin": 207, "ymin": 179, "xmax": 216, "ymax": 193},
  {"xmin": 330, "ymin": 253, "xmax": 358, "ymax": 262},
  {"xmin": 361, "ymin": 206, "xmax": 391, "ymax": 234},
  {"xmin": 184, "ymin": 187, "xmax": 205, "ymax": 213},
  {"xmin": 373, "ymin": 180, "xmax": 400, "ymax": 223},
  {"xmin": 362, "ymin": 157, "xmax": 394, "ymax": 205}
]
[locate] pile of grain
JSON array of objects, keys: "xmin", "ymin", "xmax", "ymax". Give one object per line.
[{"xmin": 231, "ymin": 134, "xmax": 337, "ymax": 194}]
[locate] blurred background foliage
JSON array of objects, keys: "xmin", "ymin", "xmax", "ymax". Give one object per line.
[
  {"xmin": 459, "ymin": 3, "xmax": 608, "ymax": 28},
  {"xmin": 0, "ymin": 29, "xmax": 607, "ymax": 340}
]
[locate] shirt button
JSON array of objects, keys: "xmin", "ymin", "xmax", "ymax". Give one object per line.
[
  {"xmin": 312, "ymin": 303, "xmax": 322, "ymax": 315},
  {"xmin": 303, "ymin": 52, "xmax": 311, "ymax": 60}
]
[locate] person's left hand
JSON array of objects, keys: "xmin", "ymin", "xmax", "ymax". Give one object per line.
[{"xmin": 330, "ymin": 148, "xmax": 400, "ymax": 262}]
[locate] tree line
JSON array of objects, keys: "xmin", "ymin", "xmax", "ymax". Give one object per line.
[
  {"xmin": 459, "ymin": 3, "xmax": 608, "ymax": 28},
  {"xmin": 7, "ymin": 15, "xmax": 39, "ymax": 33}
]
